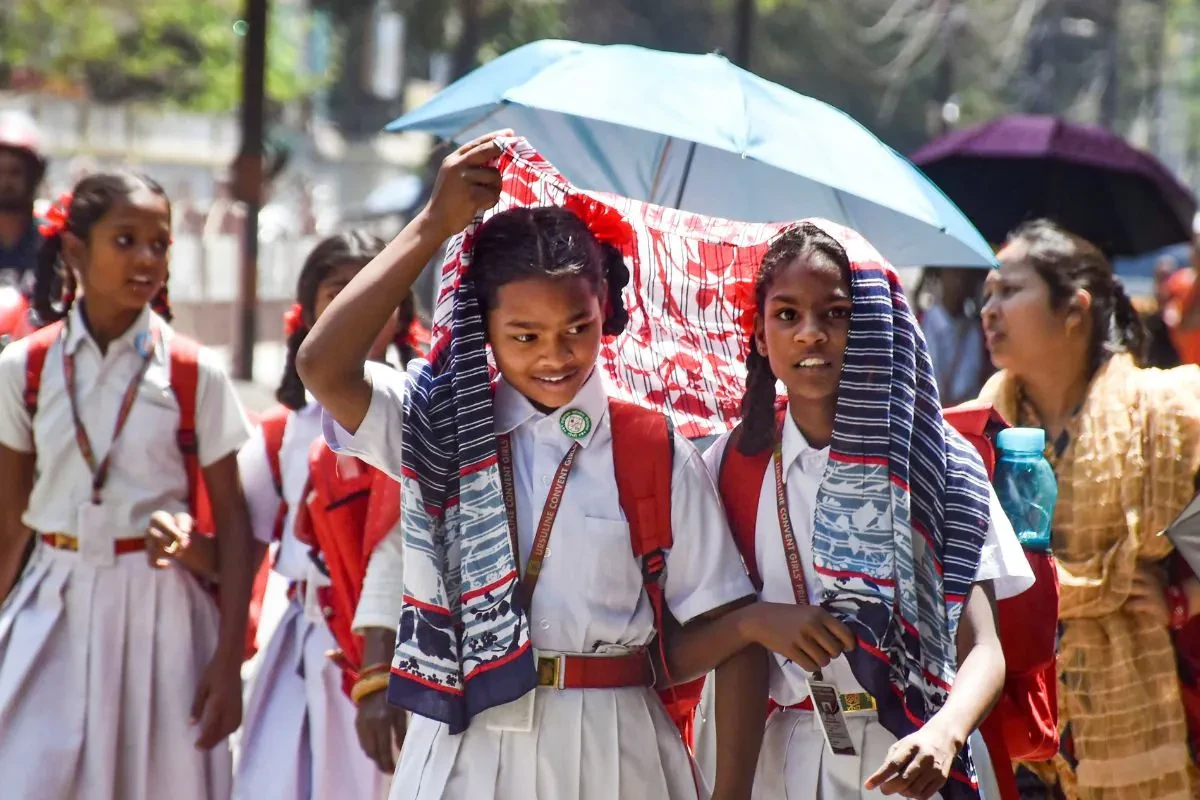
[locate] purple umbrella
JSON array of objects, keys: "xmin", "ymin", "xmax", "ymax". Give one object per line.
[{"xmin": 911, "ymin": 114, "xmax": 1196, "ymax": 256}]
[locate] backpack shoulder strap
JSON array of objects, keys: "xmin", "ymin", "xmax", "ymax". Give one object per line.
[
  {"xmin": 166, "ymin": 334, "xmax": 203, "ymax": 516},
  {"xmin": 259, "ymin": 404, "xmax": 293, "ymax": 540},
  {"xmin": 609, "ymin": 399, "xmax": 674, "ymax": 558},
  {"xmin": 717, "ymin": 423, "xmax": 772, "ymax": 592},
  {"xmin": 943, "ymin": 401, "xmax": 1009, "ymax": 480},
  {"xmin": 23, "ymin": 320, "xmax": 64, "ymax": 418}
]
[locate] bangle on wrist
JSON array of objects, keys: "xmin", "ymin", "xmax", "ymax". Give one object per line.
[
  {"xmin": 1166, "ymin": 584, "xmax": 1190, "ymax": 631},
  {"xmin": 351, "ymin": 672, "xmax": 391, "ymax": 705}
]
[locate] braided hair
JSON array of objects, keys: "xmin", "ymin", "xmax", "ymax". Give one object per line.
[
  {"xmin": 33, "ymin": 171, "xmax": 173, "ymax": 325},
  {"xmin": 466, "ymin": 206, "xmax": 631, "ymax": 337},
  {"xmin": 276, "ymin": 230, "xmax": 387, "ymax": 410},
  {"xmin": 737, "ymin": 222, "xmax": 852, "ymax": 455}
]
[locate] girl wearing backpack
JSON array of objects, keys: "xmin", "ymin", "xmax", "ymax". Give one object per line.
[
  {"xmin": 0, "ymin": 172, "xmax": 254, "ymax": 800},
  {"xmin": 231, "ymin": 231, "xmax": 407, "ymax": 800},
  {"xmin": 297, "ymin": 131, "xmax": 765, "ymax": 800},
  {"xmin": 698, "ymin": 222, "xmax": 1035, "ymax": 799}
]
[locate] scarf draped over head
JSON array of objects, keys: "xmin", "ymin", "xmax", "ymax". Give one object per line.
[
  {"xmin": 811, "ymin": 226, "xmax": 992, "ymax": 799},
  {"xmin": 390, "ymin": 141, "xmax": 990, "ymax": 794}
]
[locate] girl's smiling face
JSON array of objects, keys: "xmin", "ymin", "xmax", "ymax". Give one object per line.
[
  {"xmin": 485, "ymin": 274, "xmax": 605, "ymax": 412},
  {"xmin": 756, "ymin": 253, "xmax": 852, "ymax": 411}
]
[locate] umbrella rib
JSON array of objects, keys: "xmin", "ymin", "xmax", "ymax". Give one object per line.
[{"xmin": 648, "ymin": 138, "xmax": 675, "ymax": 206}]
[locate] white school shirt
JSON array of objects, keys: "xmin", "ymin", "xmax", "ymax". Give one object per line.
[
  {"xmin": 324, "ymin": 363, "xmax": 754, "ymax": 653},
  {"xmin": 702, "ymin": 409, "xmax": 1035, "ymax": 707},
  {"xmin": 353, "ymin": 517, "xmax": 404, "ymax": 632},
  {"xmin": 238, "ymin": 399, "xmax": 327, "ymax": 583},
  {"xmin": 0, "ymin": 304, "xmax": 250, "ymax": 538}
]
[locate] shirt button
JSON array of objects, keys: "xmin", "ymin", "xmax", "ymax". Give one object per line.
[{"xmin": 539, "ymin": 619, "xmax": 551, "ymax": 630}]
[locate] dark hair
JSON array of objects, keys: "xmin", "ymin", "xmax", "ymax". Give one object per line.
[
  {"xmin": 1005, "ymin": 219, "xmax": 1146, "ymax": 373},
  {"xmin": 465, "ymin": 206, "xmax": 630, "ymax": 337},
  {"xmin": 276, "ymin": 230, "xmax": 387, "ymax": 410},
  {"xmin": 33, "ymin": 171, "xmax": 173, "ymax": 325},
  {"xmin": 738, "ymin": 222, "xmax": 852, "ymax": 455}
]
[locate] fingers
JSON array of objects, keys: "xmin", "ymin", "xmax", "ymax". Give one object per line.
[
  {"xmin": 824, "ymin": 615, "xmax": 858, "ymax": 652},
  {"xmin": 174, "ymin": 512, "xmax": 195, "ymax": 538},
  {"xmin": 865, "ymin": 741, "xmax": 915, "ymax": 791},
  {"xmin": 190, "ymin": 677, "xmax": 210, "ymax": 726},
  {"xmin": 455, "ymin": 129, "xmax": 513, "ymax": 159},
  {"xmin": 805, "ymin": 624, "xmax": 849, "ymax": 662},
  {"xmin": 390, "ymin": 708, "xmax": 407, "ymax": 751}
]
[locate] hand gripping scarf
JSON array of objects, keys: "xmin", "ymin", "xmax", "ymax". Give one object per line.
[{"xmin": 393, "ymin": 141, "xmax": 990, "ymax": 795}]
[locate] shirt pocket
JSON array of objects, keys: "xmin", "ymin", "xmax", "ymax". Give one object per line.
[
  {"xmin": 120, "ymin": 381, "xmax": 185, "ymax": 481},
  {"xmin": 581, "ymin": 517, "xmax": 643, "ymax": 620}
]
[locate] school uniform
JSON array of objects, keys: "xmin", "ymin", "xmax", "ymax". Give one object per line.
[
  {"xmin": 0, "ymin": 304, "xmax": 249, "ymax": 800},
  {"xmin": 696, "ymin": 408, "xmax": 1035, "ymax": 800},
  {"xmin": 234, "ymin": 399, "xmax": 390, "ymax": 800},
  {"xmin": 324, "ymin": 362, "xmax": 754, "ymax": 800}
]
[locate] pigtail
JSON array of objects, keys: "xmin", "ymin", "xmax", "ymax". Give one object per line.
[
  {"xmin": 32, "ymin": 231, "xmax": 74, "ymax": 324},
  {"xmin": 737, "ymin": 342, "xmax": 779, "ymax": 455},
  {"xmin": 151, "ymin": 279, "xmax": 174, "ymax": 323},
  {"xmin": 599, "ymin": 242, "xmax": 630, "ymax": 337},
  {"xmin": 276, "ymin": 325, "xmax": 309, "ymax": 410},
  {"xmin": 1110, "ymin": 280, "xmax": 1147, "ymax": 364}
]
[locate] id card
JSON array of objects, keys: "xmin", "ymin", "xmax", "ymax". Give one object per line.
[
  {"xmin": 482, "ymin": 689, "xmax": 536, "ymax": 733},
  {"xmin": 808, "ymin": 680, "xmax": 857, "ymax": 756},
  {"xmin": 76, "ymin": 502, "xmax": 116, "ymax": 568}
]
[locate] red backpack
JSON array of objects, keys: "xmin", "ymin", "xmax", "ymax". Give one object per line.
[
  {"xmin": 608, "ymin": 400, "xmax": 708, "ymax": 748},
  {"xmin": 24, "ymin": 321, "xmax": 274, "ymax": 660},
  {"xmin": 717, "ymin": 404, "xmax": 1059, "ymax": 800},
  {"xmin": 293, "ymin": 445, "xmax": 399, "ymax": 697}
]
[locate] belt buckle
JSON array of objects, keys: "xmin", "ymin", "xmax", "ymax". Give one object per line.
[
  {"xmin": 536, "ymin": 654, "xmax": 563, "ymax": 689},
  {"xmin": 841, "ymin": 692, "xmax": 875, "ymax": 714},
  {"xmin": 53, "ymin": 533, "xmax": 78, "ymax": 551}
]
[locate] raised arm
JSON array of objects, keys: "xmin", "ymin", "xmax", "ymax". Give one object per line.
[{"xmin": 297, "ymin": 132, "xmax": 506, "ymax": 433}]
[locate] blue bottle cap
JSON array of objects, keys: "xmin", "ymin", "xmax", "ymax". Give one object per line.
[{"xmin": 996, "ymin": 427, "xmax": 1046, "ymax": 453}]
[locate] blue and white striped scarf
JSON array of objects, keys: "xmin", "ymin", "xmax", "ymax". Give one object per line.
[{"xmin": 813, "ymin": 223, "xmax": 991, "ymax": 798}]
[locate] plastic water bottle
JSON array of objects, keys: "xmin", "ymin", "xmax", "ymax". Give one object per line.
[{"xmin": 993, "ymin": 428, "xmax": 1057, "ymax": 553}]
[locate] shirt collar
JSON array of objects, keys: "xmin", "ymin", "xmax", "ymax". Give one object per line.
[
  {"xmin": 780, "ymin": 403, "xmax": 830, "ymax": 475},
  {"xmin": 64, "ymin": 301, "xmax": 158, "ymax": 359},
  {"xmin": 493, "ymin": 367, "xmax": 609, "ymax": 448}
]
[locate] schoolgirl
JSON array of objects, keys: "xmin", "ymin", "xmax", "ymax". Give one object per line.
[
  {"xmin": 0, "ymin": 172, "xmax": 253, "ymax": 800},
  {"xmin": 297, "ymin": 132, "xmax": 763, "ymax": 799},
  {"xmin": 232, "ymin": 231, "xmax": 403, "ymax": 800},
  {"xmin": 699, "ymin": 222, "xmax": 1035, "ymax": 799}
]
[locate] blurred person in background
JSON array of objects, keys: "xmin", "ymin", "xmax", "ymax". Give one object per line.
[
  {"xmin": 917, "ymin": 266, "xmax": 990, "ymax": 406},
  {"xmin": 0, "ymin": 111, "xmax": 47, "ymax": 288},
  {"xmin": 1141, "ymin": 254, "xmax": 1182, "ymax": 368}
]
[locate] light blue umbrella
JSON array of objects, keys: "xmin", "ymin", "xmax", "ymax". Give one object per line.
[{"xmin": 388, "ymin": 39, "xmax": 994, "ymax": 268}]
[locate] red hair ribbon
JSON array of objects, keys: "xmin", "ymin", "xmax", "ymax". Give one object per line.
[
  {"xmin": 283, "ymin": 303, "xmax": 305, "ymax": 338},
  {"xmin": 405, "ymin": 318, "xmax": 431, "ymax": 355},
  {"xmin": 38, "ymin": 192, "xmax": 72, "ymax": 238},
  {"xmin": 563, "ymin": 193, "xmax": 635, "ymax": 251}
]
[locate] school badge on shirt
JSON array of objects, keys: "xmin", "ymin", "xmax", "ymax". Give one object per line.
[
  {"xmin": 559, "ymin": 409, "xmax": 592, "ymax": 440},
  {"xmin": 134, "ymin": 330, "xmax": 154, "ymax": 358}
]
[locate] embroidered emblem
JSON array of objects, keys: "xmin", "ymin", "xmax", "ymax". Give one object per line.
[{"xmin": 559, "ymin": 409, "xmax": 592, "ymax": 440}]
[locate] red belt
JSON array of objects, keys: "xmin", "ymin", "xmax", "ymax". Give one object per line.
[
  {"xmin": 536, "ymin": 651, "xmax": 653, "ymax": 690},
  {"xmin": 40, "ymin": 532, "xmax": 146, "ymax": 555}
]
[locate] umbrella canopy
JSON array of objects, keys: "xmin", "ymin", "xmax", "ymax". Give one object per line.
[
  {"xmin": 911, "ymin": 114, "xmax": 1197, "ymax": 256},
  {"xmin": 388, "ymin": 39, "xmax": 994, "ymax": 268}
]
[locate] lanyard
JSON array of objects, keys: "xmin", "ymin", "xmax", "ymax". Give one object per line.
[
  {"xmin": 774, "ymin": 444, "xmax": 827, "ymax": 681},
  {"xmin": 496, "ymin": 433, "xmax": 581, "ymax": 608},
  {"xmin": 63, "ymin": 326, "xmax": 156, "ymax": 505},
  {"xmin": 773, "ymin": 444, "xmax": 813, "ymax": 607}
]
